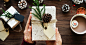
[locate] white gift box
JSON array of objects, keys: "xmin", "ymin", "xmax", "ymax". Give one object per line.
[
  {"xmin": 1, "ymin": 6, "xmax": 20, "ymax": 29},
  {"xmin": 32, "ymin": 6, "xmax": 56, "ymax": 41}
]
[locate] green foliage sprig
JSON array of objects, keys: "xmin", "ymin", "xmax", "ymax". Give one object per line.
[
  {"xmin": 0, "ymin": 9, "xmax": 13, "ymax": 18},
  {"xmin": 29, "ymin": 0, "xmax": 45, "ymax": 28},
  {"xmin": 29, "ymin": 0, "xmax": 45, "ymax": 20}
]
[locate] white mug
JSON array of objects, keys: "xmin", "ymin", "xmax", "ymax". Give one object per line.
[{"xmin": 70, "ymin": 7, "xmax": 86, "ymax": 34}]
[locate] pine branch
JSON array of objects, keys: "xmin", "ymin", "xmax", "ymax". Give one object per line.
[
  {"xmin": 32, "ymin": 0, "xmax": 42, "ymax": 19},
  {"xmin": 29, "ymin": 7, "xmax": 41, "ymax": 18},
  {"xmin": 41, "ymin": 4, "xmax": 45, "ymax": 12},
  {"xmin": 0, "ymin": 9, "xmax": 13, "ymax": 18},
  {"xmin": 35, "ymin": 6, "xmax": 41, "ymax": 19},
  {"xmin": 41, "ymin": 22, "xmax": 44, "ymax": 28},
  {"xmin": 32, "ymin": 13, "xmax": 41, "ymax": 20},
  {"xmin": 37, "ymin": 6, "xmax": 41, "ymax": 18},
  {"xmin": 42, "ymin": 4, "xmax": 45, "ymax": 16},
  {"xmin": 33, "ymin": 3, "xmax": 36, "ymax": 6},
  {"xmin": 33, "ymin": 0, "xmax": 39, "ymax": 6},
  {"xmin": 41, "ymin": 7, "xmax": 44, "ymax": 12},
  {"xmin": 30, "ymin": 0, "xmax": 46, "ymax": 28}
]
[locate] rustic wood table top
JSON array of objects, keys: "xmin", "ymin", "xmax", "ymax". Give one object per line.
[{"xmin": 0, "ymin": 0, "xmax": 86, "ymax": 45}]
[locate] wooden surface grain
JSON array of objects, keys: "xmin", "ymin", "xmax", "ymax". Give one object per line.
[{"xmin": 0, "ymin": 0, "xmax": 86, "ymax": 45}]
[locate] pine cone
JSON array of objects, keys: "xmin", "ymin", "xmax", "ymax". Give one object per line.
[{"xmin": 42, "ymin": 14, "xmax": 52, "ymax": 23}]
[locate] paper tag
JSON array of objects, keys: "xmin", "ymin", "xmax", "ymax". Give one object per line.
[
  {"xmin": 0, "ymin": 20, "xmax": 5, "ymax": 31},
  {"xmin": 44, "ymin": 26, "xmax": 55, "ymax": 39},
  {"xmin": 14, "ymin": 14, "xmax": 24, "ymax": 22},
  {"xmin": 0, "ymin": 30, "xmax": 9, "ymax": 41}
]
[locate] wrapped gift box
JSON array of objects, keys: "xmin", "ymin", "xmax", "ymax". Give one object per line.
[
  {"xmin": 1, "ymin": 6, "xmax": 20, "ymax": 29},
  {"xmin": 32, "ymin": 6, "xmax": 56, "ymax": 41}
]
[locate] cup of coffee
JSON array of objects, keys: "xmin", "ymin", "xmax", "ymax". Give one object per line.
[{"xmin": 70, "ymin": 7, "xmax": 86, "ymax": 34}]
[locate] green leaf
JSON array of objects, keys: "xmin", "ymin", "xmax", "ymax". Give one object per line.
[
  {"xmin": 34, "ymin": 0, "xmax": 39, "ymax": 6},
  {"xmin": 32, "ymin": 13, "xmax": 41, "ymax": 20},
  {"xmin": 41, "ymin": 4, "xmax": 45, "ymax": 12},
  {"xmin": 30, "ymin": 7, "xmax": 41, "ymax": 18},
  {"xmin": 2, "ymin": 9, "xmax": 5, "ymax": 13},
  {"xmin": 29, "ymin": 7, "xmax": 32, "ymax": 8},
  {"xmin": 38, "ymin": 7, "xmax": 41, "ymax": 18},
  {"xmin": 36, "ymin": 6, "xmax": 41, "ymax": 19},
  {"xmin": 30, "ymin": 0, "xmax": 46, "ymax": 28},
  {"xmin": 33, "ymin": 0, "xmax": 35, "ymax": 1},
  {"xmin": 42, "ymin": 4, "xmax": 45, "ymax": 16},
  {"xmin": 41, "ymin": 7, "xmax": 44, "ymax": 12},
  {"xmin": 41, "ymin": 22, "xmax": 44, "ymax": 28},
  {"xmin": 33, "ymin": 3, "xmax": 36, "ymax": 6},
  {"xmin": 0, "ymin": 15, "xmax": 5, "ymax": 16},
  {"xmin": 0, "ymin": 9, "xmax": 13, "ymax": 18}
]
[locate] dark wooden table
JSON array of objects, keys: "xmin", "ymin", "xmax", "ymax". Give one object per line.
[{"xmin": 0, "ymin": 0, "xmax": 86, "ymax": 45}]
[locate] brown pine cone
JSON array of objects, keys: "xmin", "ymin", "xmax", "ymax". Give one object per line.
[{"xmin": 42, "ymin": 14, "xmax": 52, "ymax": 23}]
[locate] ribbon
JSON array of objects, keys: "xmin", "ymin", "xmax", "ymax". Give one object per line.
[{"xmin": 31, "ymin": 19, "xmax": 57, "ymax": 24}]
